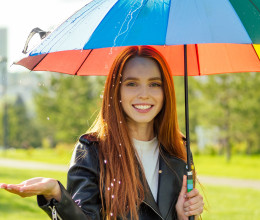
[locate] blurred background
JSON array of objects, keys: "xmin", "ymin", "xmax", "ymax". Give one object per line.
[{"xmin": 0, "ymin": 1, "xmax": 260, "ymax": 219}]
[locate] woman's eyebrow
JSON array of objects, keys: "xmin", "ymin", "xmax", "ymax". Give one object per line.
[
  {"xmin": 148, "ymin": 77, "xmax": 162, "ymax": 81},
  {"xmin": 123, "ymin": 77, "xmax": 162, "ymax": 81}
]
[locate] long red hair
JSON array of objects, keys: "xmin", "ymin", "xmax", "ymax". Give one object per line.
[{"xmin": 88, "ymin": 46, "xmax": 186, "ymax": 219}]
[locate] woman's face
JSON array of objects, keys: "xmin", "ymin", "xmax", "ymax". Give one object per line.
[{"xmin": 120, "ymin": 56, "xmax": 164, "ymax": 129}]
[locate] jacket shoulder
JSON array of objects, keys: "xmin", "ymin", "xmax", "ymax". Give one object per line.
[{"xmin": 70, "ymin": 133, "xmax": 100, "ymax": 168}]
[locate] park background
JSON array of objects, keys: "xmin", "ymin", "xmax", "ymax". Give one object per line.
[{"xmin": 1, "ymin": 0, "xmax": 260, "ymax": 219}]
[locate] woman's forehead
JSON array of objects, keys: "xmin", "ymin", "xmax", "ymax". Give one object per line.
[{"xmin": 122, "ymin": 57, "xmax": 162, "ymax": 80}]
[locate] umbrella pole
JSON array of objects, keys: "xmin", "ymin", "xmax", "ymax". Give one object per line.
[{"xmin": 184, "ymin": 44, "xmax": 195, "ymax": 220}]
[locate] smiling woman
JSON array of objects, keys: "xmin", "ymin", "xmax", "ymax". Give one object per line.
[
  {"xmin": 120, "ymin": 56, "xmax": 164, "ymax": 138},
  {"xmin": 0, "ymin": 46, "xmax": 204, "ymax": 220}
]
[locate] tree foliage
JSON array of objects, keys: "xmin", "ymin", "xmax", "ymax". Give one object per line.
[{"xmin": 34, "ymin": 74, "xmax": 106, "ymax": 145}]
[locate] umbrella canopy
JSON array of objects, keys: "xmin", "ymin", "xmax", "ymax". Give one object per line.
[{"xmin": 17, "ymin": 0, "xmax": 260, "ymax": 75}]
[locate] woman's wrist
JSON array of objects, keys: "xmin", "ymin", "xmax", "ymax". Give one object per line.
[{"xmin": 43, "ymin": 180, "xmax": 61, "ymax": 202}]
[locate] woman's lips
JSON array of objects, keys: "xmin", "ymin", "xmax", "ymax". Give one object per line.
[{"xmin": 132, "ymin": 104, "xmax": 153, "ymax": 113}]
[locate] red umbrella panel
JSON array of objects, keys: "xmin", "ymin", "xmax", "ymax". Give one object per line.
[{"xmin": 17, "ymin": 43, "xmax": 260, "ymax": 76}]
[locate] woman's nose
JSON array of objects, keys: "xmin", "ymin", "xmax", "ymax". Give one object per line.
[{"xmin": 137, "ymin": 86, "xmax": 149, "ymax": 99}]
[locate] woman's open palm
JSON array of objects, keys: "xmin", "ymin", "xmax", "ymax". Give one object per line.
[{"xmin": 0, "ymin": 177, "xmax": 61, "ymax": 201}]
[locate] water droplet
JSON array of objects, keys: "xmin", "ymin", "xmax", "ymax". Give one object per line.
[
  {"xmin": 119, "ymin": 154, "xmax": 122, "ymax": 157},
  {"xmin": 119, "ymin": 100, "xmax": 122, "ymax": 103},
  {"xmin": 100, "ymin": 95, "xmax": 103, "ymax": 99},
  {"xmin": 111, "ymin": 195, "xmax": 115, "ymax": 199},
  {"xmin": 111, "ymin": 183, "xmax": 114, "ymax": 187},
  {"xmin": 108, "ymin": 104, "xmax": 110, "ymax": 107},
  {"xmin": 104, "ymin": 160, "xmax": 107, "ymax": 164},
  {"xmin": 118, "ymin": 181, "xmax": 121, "ymax": 184},
  {"xmin": 107, "ymin": 187, "xmax": 110, "ymax": 191},
  {"xmin": 119, "ymin": 143, "xmax": 122, "ymax": 146},
  {"xmin": 110, "ymin": 97, "xmax": 113, "ymax": 99},
  {"xmin": 113, "ymin": 179, "xmax": 116, "ymax": 182},
  {"xmin": 110, "ymin": 212, "xmax": 113, "ymax": 216},
  {"xmin": 47, "ymin": 117, "xmax": 50, "ymax": 120},
  {"xmin": 120, "ymin": 121, "xmax": 122, "ymax": 124}
]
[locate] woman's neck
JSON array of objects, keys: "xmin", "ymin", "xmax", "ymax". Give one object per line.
[{"xmin": 127, "ymin": 121, "xmax": 155, "ymax": 141}]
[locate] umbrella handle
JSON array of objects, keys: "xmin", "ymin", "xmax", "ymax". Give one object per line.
[{"xmin": 187, "ymin": 171, "xmax": 194, "ymax": 220}]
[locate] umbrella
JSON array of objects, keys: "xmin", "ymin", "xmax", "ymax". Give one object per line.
[{"xmin": 16, "ymin": 1, "xmax": 260, "ymax": 218}]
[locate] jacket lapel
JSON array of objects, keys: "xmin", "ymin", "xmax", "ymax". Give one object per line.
[
  {"xmin": 141, "ymin": 145, "xmax": 186, "ymax": 220},
  {"xmin": 157, "ymin": 146, "xmax": 186, "ymax": 219}
]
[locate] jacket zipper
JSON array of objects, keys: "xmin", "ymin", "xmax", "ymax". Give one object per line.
[
  {"xmin": 48, "ymin": 206, "xmax": 63, "ymax": 220},
  {"xmin": 142, "ymin": 201, "xmax": 164, "ymax": 220}
]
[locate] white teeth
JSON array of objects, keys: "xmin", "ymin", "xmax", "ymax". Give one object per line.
[{"xmin": 134, "ymin": 105, "xmax": 152, "ymax": 110}]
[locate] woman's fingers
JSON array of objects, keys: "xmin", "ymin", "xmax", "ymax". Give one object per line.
[
  {"xmin": 0, "ymin": 178, "xmax": 58, "ymax": 198},
  {"xmin": 183, "ymin": 189, "xmax": 204, "ymax": 216}
]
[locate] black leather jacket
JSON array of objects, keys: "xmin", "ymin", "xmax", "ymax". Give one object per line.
[{"xmin": 38, "ymin": 135, "xmax": 187, "ymax": 220}]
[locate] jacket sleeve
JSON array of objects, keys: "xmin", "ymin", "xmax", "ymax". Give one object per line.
[{"xmin": 37, "ymin": 141, "xmax": 102, "ymax": 220}]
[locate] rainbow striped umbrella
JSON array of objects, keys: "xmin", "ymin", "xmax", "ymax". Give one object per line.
[
  {"xmin": 16, "ymin": 2, "xmax": 260, "ymax": 216},
  {"xmin": 17, "ymin": 0, "xmax": 260, "ymax": 75}
]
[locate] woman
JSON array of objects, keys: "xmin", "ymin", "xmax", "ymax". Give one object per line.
[{"xmin": 0, "ymin": 46, "xmax": 204, "ymax": 220}]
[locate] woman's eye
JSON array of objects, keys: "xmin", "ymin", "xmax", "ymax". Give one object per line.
[
  {"xmin": 150, "ymin": 82, "xmax": 161, "ymax": 87},
  {"xmin": 126, "ymin": 82, "xmax": 137, "ymax": 87}
]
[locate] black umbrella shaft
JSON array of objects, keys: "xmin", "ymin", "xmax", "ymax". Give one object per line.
[
  {"xmin": 184, "ymin": 44, "xmax": 194, "ymax": 220},
  {"xmin": 184, "ymin": 44, "xmax": 192, "ymax": 172}
]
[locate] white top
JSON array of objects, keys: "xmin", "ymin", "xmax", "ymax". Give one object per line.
[{"xmin": 133, "ymin": 137, "xmax": 159, "ymax": 201}]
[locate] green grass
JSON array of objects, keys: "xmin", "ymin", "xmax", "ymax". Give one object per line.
[
  {"xmin": 0, "ymin": 167, "xmax": 67, "ymax": 220},
  {"xmin": 0, "ymin": 147, "xmax": 73, "ymax": 165},
  {"xmin": 199, "ymin": 185, "xmax": 260, "ymax": 220},
  {"xmin": 193, "ymin": 154, "xmax": 260, "ymax": 180}
]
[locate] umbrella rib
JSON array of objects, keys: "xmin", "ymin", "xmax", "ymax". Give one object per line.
[
  {"xmin": 75, "ymin": 49, "xmax": 93, "ymax": 75},
  {"xmin": 251, "ymin": 44, "xmax": 260, "ymax": 60},
  {"xmin": 195, "ymin": 44, "xmax": 201, "ymax": 76},
  {"xmin": 249, "ymin": 0, "xmax": 260, "ymax": 13},
  {"xmin": 31, "ymin": 53, "xmax": 49, "ymax": 71}
]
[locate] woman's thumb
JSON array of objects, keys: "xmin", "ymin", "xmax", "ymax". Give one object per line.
[{"xmin": 180, "ymin": 175, "xmax": 187, "ymax": 195}]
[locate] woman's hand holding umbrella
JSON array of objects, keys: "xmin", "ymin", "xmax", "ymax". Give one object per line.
[
  {"xmin": 0, "ymin": 177, "xmax": 61, "ymax": 202},
  {"xmin": 176, "ymin": 175, "xmax": 204, "ymax": 220}
]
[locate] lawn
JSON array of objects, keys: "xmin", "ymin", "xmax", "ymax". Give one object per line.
[
  {"xmin": 199, "ymin": 185, "xmax": 260, "ymax": 220},
  {"xmin": 1, "ymin": 167, "xmax": 260, "ymax": 220},
  {"xmin": 0, "ymin": 167, "xmax": 67, "ymax": 220},
  {"xmin": 193, "ymin": 154, "xmax": 260, "ymax": 180},
  {"xmin": 0, "ymin": 147, "xmax": 74, "ymax": 165}
]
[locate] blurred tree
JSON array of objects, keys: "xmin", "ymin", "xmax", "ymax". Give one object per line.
[
  {"xmin": 193, "ymin": 73, "xmax": 260, "ymax": 159},
  {"xmin": 34, "ymin": 74, "xmax": 106, "ymax": 145},
  {"xmin": 8, "ymin": 94, "xmax": 41, "ymax": 148}
]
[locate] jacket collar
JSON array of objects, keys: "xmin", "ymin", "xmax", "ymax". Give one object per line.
[{"xmin": 143, "ymin": 145, "xmax": 186, "ymax": 219}]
